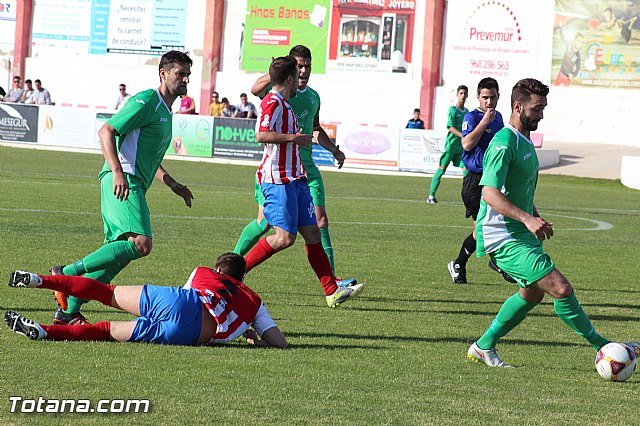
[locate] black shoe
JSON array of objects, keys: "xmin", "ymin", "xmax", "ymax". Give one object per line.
[
  {"xmin": 447, "ymin": 260, "xmax": 467, "ymax": 284},
  {"xmin": 53, "ymin": 308, "xmax": 90, "ymax": 326},
  {"xmin": 488, "ymin": 260, "xmax": 517, "ymax": 284}
]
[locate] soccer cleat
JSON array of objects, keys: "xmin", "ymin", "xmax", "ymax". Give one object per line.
[
  {"xmin": 487, "ymin": 259, "xmax": 517, "ymax": 284},
  {"xmin": 326, "ymin": 283, "xmax": 364, "ymax": 308},
  {"xmin": 53, "ymin": 308, "xmax": 90, "ymax": 326},
  {"xmin": 5, "ymin": 310, "xmax": 47, "ymax": 340},
  {"xmin": 467, "ymin": 342, "xmax": 513, "ymax": 368},
  {"xmin": 9, "ymin": 270, "xmax": 42, "ymax": 288},
  {"xmin": 336, "ymin": 277, "xmax": 358, "ymax": 288},
  {"xmin": 624, "ymin": 342, "xmax": 640, "ymax": 357},
  {"xmin": 447, "ymin": 260, "xmax": 467, "ymax": 284},
  {"xmin": 427, "ymin": 195, "xmax": 438, "ymax": 204},
  {"xmin": 49, "ymin": 265, "xmax": 68, "ymax": 311}
]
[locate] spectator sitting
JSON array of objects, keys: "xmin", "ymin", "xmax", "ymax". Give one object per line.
[
  {"xmin": 221, "ymin": 97, "xmax": 236, "ymax": 117},
  {"xmin": 21, "ymin": 80, "xmax": 34, "ymax": 103},
  {"xmin": 233, "ymin": 92, "xmax": 257, "ymax": 118},
  {"xmin": 2, "ymin": 76, "xmax": 24, "ymax": 103},
  {"xmin": 177, "ymin": 90, "xmax": 196, "ymax": 114},
  {"xmin": 406, "ymin": 108, "xmax": 425, "ymax": 129},
  {"xmin": 114, "ymin": 83, "xmax": 131, "ymax": 110},
  {"xmin": 209, "ymin": 91, "xmax": 224, "ymax": 116},
  {"xmin": 24, "ymin": 79, "xmax": 52, "ymax": 105}
]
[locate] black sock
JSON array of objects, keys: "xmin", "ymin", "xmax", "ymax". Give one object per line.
[{"xmin": 455, "ymin": 234, "xmax": 476, "ymax": 266}]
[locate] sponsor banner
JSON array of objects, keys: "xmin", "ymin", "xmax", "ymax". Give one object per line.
[
  {"xmin": 398, "ymin": 129, "xmax": 463, "ymax": 175},
  {"xmin": 336, "ymin": 125, "xmax": 399, "ymax": 170},
  {"xmin": 0, "ymin": 0, "xmax": 16, "ymax": 51},
  {"xmin": 168, "ymin": 115, "xmax": 214, "ymax": 157},
  {"xmin": 312, "ymin": 122, "xmax": 337, "ymax": 166},
  {"xmin": 242, "ymin": 0, "xmax": 330, "ymax": 73},
  {"xmin": 37, "ymin": 106, "xmax": 96, "ymax": 149},
  {"xmin": 442, "ymin": 0, "xmax": 549, "ymax": 90},
  {"xmin": 552, "ymin": 0, "xmax": 640, "ymax": 89},
  {"xmin": 0, "ymin": 103, "xmax": 39, "ymax": 143},
  {"xmin": 95, "ymin": 112, "xmax": 115, "ymax": 150},
  {"xmin": 212, "ymin": 117, "xmax": 263, "ymax": 160}
]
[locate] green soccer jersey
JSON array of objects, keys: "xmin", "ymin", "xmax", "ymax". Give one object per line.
[
  {"xmin": 288, "ymin": 86, "xmax": 321, "ymax": 167},
  {"xmin": 445, "ymin": 105, "xmax": 468, "ymax": 152},
  {"xmin": 99, "ymin": 89, "xmax": 172, "ymax": 191},
  {"xmin": 476, "ymin": 125, "xmax": 540, "ymax": 256}
]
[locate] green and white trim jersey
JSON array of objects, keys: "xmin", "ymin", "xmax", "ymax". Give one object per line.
[
  {"xmin": 288, "ymin": 85, "xmax": 321, "ymax": 167},
  {"xmin": 476, "ymin": 124, "xmax": 540, "ymax": 256},
  {"xmin": 100, "ymin": 89, "xmax": 172, "ymax": 191}
]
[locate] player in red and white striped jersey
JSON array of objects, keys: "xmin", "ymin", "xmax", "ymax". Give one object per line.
[
  {"xmin": 244, "ymin": 56, "xmax": 364, "ymax": 308},
  {"xmin": 5, "ymin": 253, "xmax": 287, "ymax": 348}
]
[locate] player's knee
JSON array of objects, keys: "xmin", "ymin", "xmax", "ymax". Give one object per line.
[
  {"xmin": 271, "ymin": 233, "xmax": 296, "ymax": 249},
  {"xmin": 554, "ymin": 282, "xmax": 574, "ymax": 299},
  {"xmin": 131, "ymin": 236, "xmax": 152, "ymax": 257}
]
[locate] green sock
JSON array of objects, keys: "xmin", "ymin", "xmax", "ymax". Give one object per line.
[
  {"xmin": 554, "ymin": 292, "xmax": 609, "ymax": 351},
  {"xmin": 319, "ymin": 226, "xmax": 335, "ymax": 275},
  {"xmin": 233, "ymin": 218, "xmax": 269, "ymax": 256},
  {"xmin": 62, "ymin": 240, "xmax": 140, "ymax": 275},
  {"xmin": 476, "ymin": 293, "xmax": 538, "ymax": 349},
  {"xmin": 429, "ymin": 168, "xmax": 446, "ymax": 196},
  {"xmin": 63, "ymin": 261, "xmax": 130, "ymax": 314}
]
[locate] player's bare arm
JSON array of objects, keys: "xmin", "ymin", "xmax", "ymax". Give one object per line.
[
  {"xmin": 314, "ymin": 126, "xmax": 345, "ymax": 169},
  {"xmin": 483, "ymin": 186, "xmax": 553, "ymax": 240},
  {"xmin": 99, "ymin": 123, "xmax": 129, "ymax": 201},
  {"xmin": 461, "ymin": 113, "xmax": 493, "ymax": 151},
  {"xmin": 244, "ymin": 327, "xmax": 287, "ymax": 348},
  {"xmin": 448, "ymin": 126, "xmax": 462, "ymax": 138},
  {"xmin": 256, "ymin": 130, "xmax": 313, "ymax": 147},
  {"xmin": 155, "ymin": 165, "xmax": 194, "ymax": 208},
  {"xmin": 251, "ymin": 73, "xmax": 272, "ymax": 98}
]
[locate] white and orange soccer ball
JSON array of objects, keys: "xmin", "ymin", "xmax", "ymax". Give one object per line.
[{"xmin": 595, "ymin": 342, "xmax": 636, "ymax": 382}]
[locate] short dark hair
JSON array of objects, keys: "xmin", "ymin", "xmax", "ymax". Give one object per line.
[
  {"xmin": 457, "ymin": 85, "xmax": 468, "ymax": 93},
  {"xmin": 215, "ymin": 253, "xmax": 246, "ymax": 281},
  {"xmin": 240, "ymin": 93, "xmax": 247, "ymax": 98},
  {"xmin": 221, "ymin": 97, "xmax": 229, "ymax": 103},
  {"xmin": 511, "ymin": 78, "xmax": 549, "ymax": 109},
  {"xmin": 413, "ymin": 108, "xmax": 420, "ymax": 114},
  {"xmin": 25, "ymin": 79, "xmax": 32, "ymax": 85},
  {"xmin": 13, "ymin": 76, "xmax": 20, "ymax": 82},
  {"xmin": 119, "ymin": 83, "xmax": 126, "ymax": 88},
  {"xmin": 212, "ymin": 91, "xmax": 219, "ymax": 97},
  {"xmin": 477, "ymin": 77, "xmax": 499, "ymax": 95},
  {"xmin": 269, "ymin": 56, "xmax": 298, "ymax": 85},
  {"xmin": 289, "ymin": 45, "xmax": 312, "ymax": 60},
  {"xmin": 159, "ymin": 50, "xmax": 192, "ymax": 74},
  {"xmin": 34, "ymin": 79, "xmax": 42, "ymax": 84}
]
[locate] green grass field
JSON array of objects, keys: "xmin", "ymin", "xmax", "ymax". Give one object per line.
[{"xmin": 1, "ymin": 145, "xmax": 639, "ymax": 425}]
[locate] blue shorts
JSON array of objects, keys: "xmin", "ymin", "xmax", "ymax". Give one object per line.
[
  {"xmin": 129, "ymin": 285, "xmax": 202, "ymax": 345},
  {"xmin": 261, "ymin": 179, "xmax": 317, "ymax": 234}
]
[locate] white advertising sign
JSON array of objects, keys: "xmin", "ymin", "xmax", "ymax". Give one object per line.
[
  {"xmin": 37, "ymin": 106, "xmax": 97, "ymax": 149},
  {"xmin": 337, "ymin": 125, "xmax": 400, "ymax": 171},
  {"xmin": 399, "ymin": 129, "xmax": 463, "ymax": 175}
]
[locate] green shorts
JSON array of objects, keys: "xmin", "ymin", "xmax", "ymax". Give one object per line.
[
  {"xmin": 101, "ymin": 172, "xmax": 152, "ymax": 243},
  {"xmin": 489, "ymin": 240, "xmax": 555, "ymax": 288},
  {"xmin": 439, "ymin": 142, "xmax": 464, "ymax": 169},
  {"xmin": 253, "ymin": 163, "xmax": 326, "ymax": 207}
]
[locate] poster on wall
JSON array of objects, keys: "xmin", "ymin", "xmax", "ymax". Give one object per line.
[
  {"xmin": 327, "ymin": 0, "xmax": 416, "ymax": 74},
  {"xmin": 552, "ymin": 0, "xmax": 640, "ymax": 89},
  {"xmin": 31, "ymin": 0, "xmax": 92, "ymax": 54},
  {"xmin": 167, "ymin": 115, "xmax": 214, "ymax": 157},
  {"xmin": 0, "ymin": 104, "xmax": 39, "ymax": 143},
  {"xmin": 0, "ymin": 0, "xmax": 16, "ymax": 51},
  {"xmin": 242, "ymin": 0, "xmax": 331, "ymax": 73},
  {"xmin": 336, "ymin": 125, "xmax": 399, "ymax": 170},
  {"xmin": 398, "ymin": 129, "xmax": 463, "ymax": 175},
  {"xmin": 442, "ymin": 0, "xmax": 549, "ymax": 90},
  {"xmin": 37, "ymin": 106, "xmax": 96, "ymax": 149},
  {"xmin": 312, "ymin": 122, "xmax": 337, "ymax": 166},
  {"xmin": 212, "ymin": 117, "xmax": 263, "ymax": 160}
]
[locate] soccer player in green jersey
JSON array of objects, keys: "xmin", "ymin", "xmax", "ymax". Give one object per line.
[
  {"xmin": 427, "ymin": 85, "xmax": 469, "ymax": 204},
  {"xmin": 467, "ymin": 78, "xmax": 612, "ymax": 367},
  {"xmin": 50, "ymin": 50, "xmax": 195, "ymax": 325},
  {"xmin": 234, "ymin": 45, "xmax": 356, "ymax": 287}
]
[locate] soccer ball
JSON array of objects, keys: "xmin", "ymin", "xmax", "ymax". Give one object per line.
[{"xmin": 595, "ymin": 342, "xmax": 636, "ymax": 382}]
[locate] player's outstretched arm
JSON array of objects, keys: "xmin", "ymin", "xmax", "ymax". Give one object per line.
[
  {"xmin": 314, "ymin": 126, "xmax": 345, "ymax": 169},
  {"xmin": 256, "ymin": 130, "xmax": 313, "ymax": 146},
  {"xmin": 251, "ymin": 73, "xmax": 272, "ymax": 99},
  {"xmin": 244, "ymin": 327, "xmax": 287, "ymax": 348},
  {"xmin": 99, "ymin": 123, "xmax": 129, "ymax": 201},
  {"xmin": 155, "ymin": 165, "xmax": 194, "ymax": 207}
]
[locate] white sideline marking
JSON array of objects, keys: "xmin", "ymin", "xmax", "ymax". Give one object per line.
[{"xmin": 0, "ymin": 207, "xmax": 613, "ymax": 231}]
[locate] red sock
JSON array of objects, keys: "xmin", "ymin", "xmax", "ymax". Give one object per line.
[
  {"xmin": 245, "ymin": 237, "xmax": 276, "ymax": 272},
  {"xmin": 40, "ymin": 275, "xmax": 115, "ymax": 307},
  {"xmin": 306, "ymin": 242, "xmax": 338, "ymax": 296},
  {"xmin": 42, "ymin": 322, "xmax": 111, "ymax": 341}
]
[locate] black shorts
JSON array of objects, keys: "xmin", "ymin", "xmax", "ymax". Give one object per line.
[{"xmin": 461, "ymin": 171, "xmax": 483, "ymax": 220}]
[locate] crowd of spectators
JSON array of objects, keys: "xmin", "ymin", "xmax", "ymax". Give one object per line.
[
  {"xmin": 1, "ymin": 76, "xmax": 52, "ymax": 105},
  {"xmin": 208, "ymin": 92, "xmax": 257, "ymax": 118}
]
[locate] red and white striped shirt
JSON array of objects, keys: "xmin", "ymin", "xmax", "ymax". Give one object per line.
[
  {"xmin": 256, "ymin": 90, "xmax": 305, "ymax": 184},
  {"xmin": 183, "ymin": 267, "xmax": 276, "ymax": 344}
]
